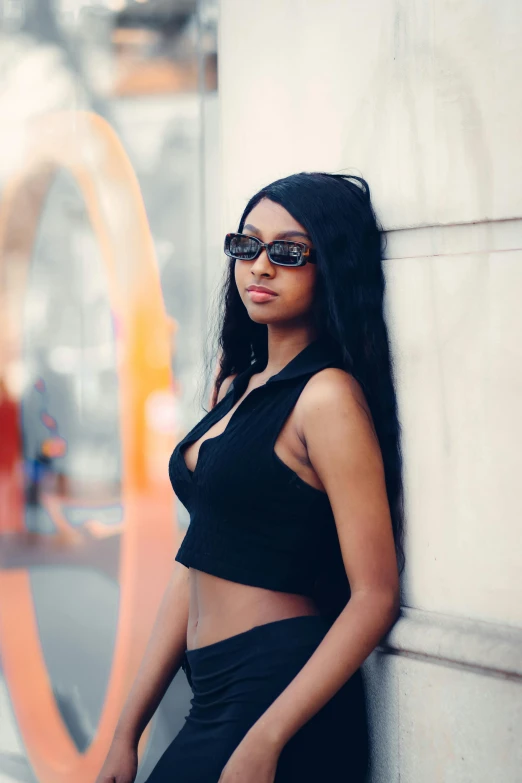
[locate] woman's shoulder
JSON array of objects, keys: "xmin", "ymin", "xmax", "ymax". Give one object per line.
[
  {"xmin": 213, "ymin": 372, "xmax": 239, "ymax": 407},
  {"xmin": 297, "ymin": 367, "xmax": 372, "ymax": 430},
  {"xmin": 306, "ymin": 366, "xmax": 365, "ymax": 401}
]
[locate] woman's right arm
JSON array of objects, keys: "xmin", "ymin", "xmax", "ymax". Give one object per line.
[
  {"xmin": 97, "ymin": 371, "xmax": 237, "ymax": 781},
  {"xmin": 115, "ymin": 561, "xmax": 190, "ymax": 745},
  {"xmin": 96, "ymin": 561, "xmax": 190, "ymax": 782}
]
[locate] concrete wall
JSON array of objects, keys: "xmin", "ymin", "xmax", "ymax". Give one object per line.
[{"xmin": 218, "ymin": 1, "xmax": 522, "ymax": 779}]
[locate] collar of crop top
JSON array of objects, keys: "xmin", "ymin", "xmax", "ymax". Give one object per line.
[{"xmin": 228, "ymin": 334, "xmax": 344, "ymax": 398}]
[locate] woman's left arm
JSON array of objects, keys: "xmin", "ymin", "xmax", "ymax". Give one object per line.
[{"xmin": 219, "ymin": 369, "xmax": 400, "ymax": 782}]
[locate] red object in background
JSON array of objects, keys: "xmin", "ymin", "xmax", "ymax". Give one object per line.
[
  {"xmin": 0, "ymin": 380, "xmax": 20, "ymax": 472},
  {"xmin": 0, "ymin": 379, "xmax": 24, "ymax": 534}
]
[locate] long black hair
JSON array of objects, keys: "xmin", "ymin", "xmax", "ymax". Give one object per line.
[{"xmin": 205, "ymin": 171, "xmax": 405, "ymax": 576}]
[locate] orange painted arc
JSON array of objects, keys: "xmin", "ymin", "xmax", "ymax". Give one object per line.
[{"xmin": 0, "ymin": 110, "xmax": 180, "ymax": 782}]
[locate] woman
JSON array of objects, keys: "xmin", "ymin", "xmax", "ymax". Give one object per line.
[{"xmin": 96, "ymin": 172, "xmax": 405, "ymax": 783}]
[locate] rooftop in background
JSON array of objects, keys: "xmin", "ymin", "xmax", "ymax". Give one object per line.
[
  {"xmin": 115, "ymin": 0, "xmax": 197, "ymax": 34},
  {"xmin": 112, "ymin": 0, "xmax": 217, "ymax": 96}
]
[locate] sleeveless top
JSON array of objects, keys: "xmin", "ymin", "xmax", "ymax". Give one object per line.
[{"xmin": 168, "ymin": 335, "xmax": 352, "ymax": 620}]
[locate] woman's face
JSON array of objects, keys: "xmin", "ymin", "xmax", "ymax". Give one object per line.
[{"xmin": 234, "ymin": 198, "xmax": 317, "ymax": 328}]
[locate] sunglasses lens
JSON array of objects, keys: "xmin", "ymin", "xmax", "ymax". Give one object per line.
[
  {"xmin": 225, "ymin": 234, "xmax": 308, "ymax": 266},
  {"xmin": 228, "ymin": 234, "xmax": 259, "ymax": 259},
  {"xmin": 269, "ymin": 242, "xmax": 303, "ymax": 266}
]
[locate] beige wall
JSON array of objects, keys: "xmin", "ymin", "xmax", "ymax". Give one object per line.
[
  {"xmin": 220, "ymin": 0, "xmax": 522, "ymax": 230},
  {"xmin": 219, "ymin": 1, "xmax": 522, "ymax": 780}
]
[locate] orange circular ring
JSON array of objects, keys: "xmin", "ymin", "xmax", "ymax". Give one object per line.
[{"xmin": 0, "ymin": 110, "xmax": 179, "ymax": 783}]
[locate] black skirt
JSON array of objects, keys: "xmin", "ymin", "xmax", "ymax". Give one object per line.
[{"xmin": 144, "ymin": 615, "xmax": 369, "ymax": 783}]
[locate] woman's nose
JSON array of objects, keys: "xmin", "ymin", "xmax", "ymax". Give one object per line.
[{"xmin": 251, "ymin": 247, "xmax": 272, "ymax": 272}]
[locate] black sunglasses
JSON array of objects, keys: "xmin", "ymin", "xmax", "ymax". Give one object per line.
[{"xmin": 224, "ymin": 232, "xmax": 317, "ymax": 267}]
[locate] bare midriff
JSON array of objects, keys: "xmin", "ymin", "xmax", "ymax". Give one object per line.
[{"xmin": 186, "ymin": 569, "xmax": 321, "ymax": 651}]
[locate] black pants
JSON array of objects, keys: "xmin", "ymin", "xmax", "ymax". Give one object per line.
[{"xmin": 145, "ymin": 615, "xmax": 369, "ymax": 782}]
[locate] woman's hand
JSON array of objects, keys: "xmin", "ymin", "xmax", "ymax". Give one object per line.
[
  {"xmin": 95, "ymin": 734, "xmax": 139, "ymax": 783},
  {"xmin": 218, "ymin": 729, "xmax": 281, "ymax": 783}
]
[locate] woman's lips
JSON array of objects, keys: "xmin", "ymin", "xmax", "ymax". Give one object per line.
[{"xmin": 247, "ymin": 290, "xmax": 278, "ymax": 303}]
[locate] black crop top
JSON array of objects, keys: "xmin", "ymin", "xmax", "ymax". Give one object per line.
[{"xmin": 169, "ymin": 335, "xmax": 351, "ymax": 619}]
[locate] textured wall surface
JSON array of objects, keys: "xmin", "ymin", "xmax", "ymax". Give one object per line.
[
  {"xmin": 220, "ymin": 0, "xmax": 522, "ymax": 230},
  {"xmin": 365, "ymin": 608, "xmax": 522, "ymax": 781},
  {"xmin": 219, "ymin": 1, "xmax": 522, "ymax": 779}
]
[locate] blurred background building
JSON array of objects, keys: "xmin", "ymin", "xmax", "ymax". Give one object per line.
[
  {"xmin": 1, "ymin": 1, "xmax": 521, "ymax": 782},
  {"xmin": 0, "ymin": 1, "xmax": 219, "ymax": 781}
]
